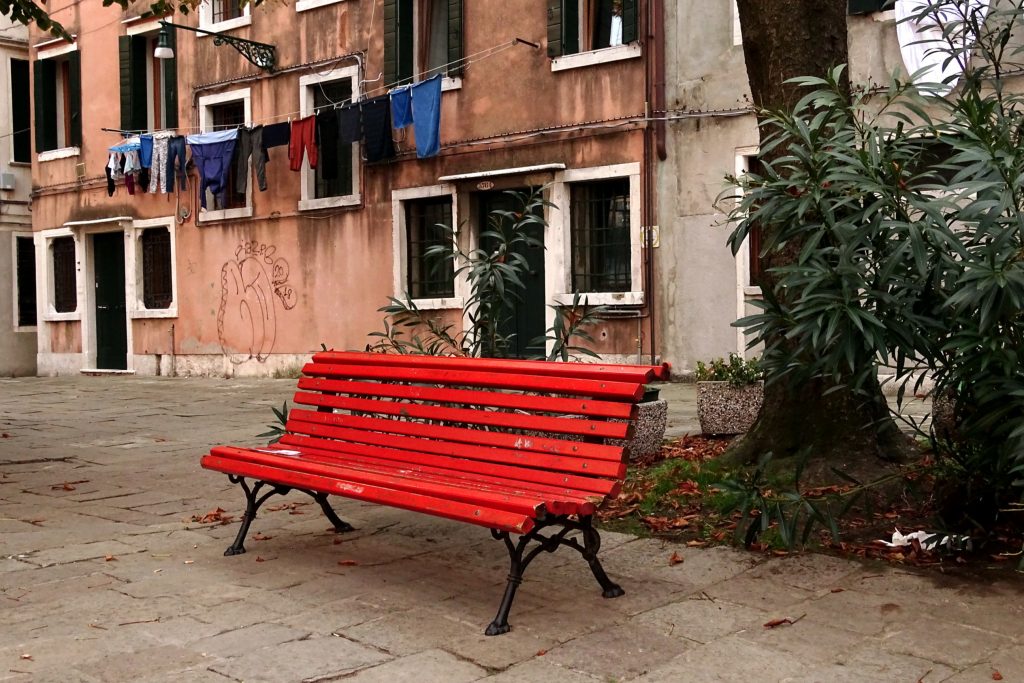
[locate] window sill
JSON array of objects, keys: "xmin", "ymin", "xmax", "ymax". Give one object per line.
[
  {"xmin": 743, "ymin": 285, "xmax": 763, "ymax": 298},
  {"xmin": 296, "ymin": 0, "xmax": 345, "ymax": 11},
  {"xmin": 298, "ymin": 194, "xmax": 361, "ymax": 212},
  {"xmin": 13, "ymin": 325, "xmax": 37, "ymax": 333},
  {"xmin": 551, "ymin": 43, "xmax": 642, "ymax": 73},
  {"xmin": 410, "ymin": 297, "xmax": 464, "ymax": 311},
  {"xmin": 9, "ymin": 161, "xmax": 31, "ymax": 167},
  {"xmin": 554, "ymin": 291, "xmax": 644, "ymax": 306},
  {"xmin": 199, "ymin": 206, "xmax": 253, "ymax": 222},
  {"xmin": 41, "ymin": 310, "xmax": 80, "ymax": 322},
  {"xmin": 872, "ymin": 9, "xmax": 896, "ymax": 22},
  {"xmin": 442, "ymin": 76, "xmax": 462, "ymax": 92},
  {"xmin": 199, "ymin": 15, "xmax": 251, "ymax": 34},
  {"xmin": 37, "ymin": 147, "xmax": 80, "ymax": 162},
  {"xmin": 131, "ymin": 307, "xmax": 177, "ymax": 320}
]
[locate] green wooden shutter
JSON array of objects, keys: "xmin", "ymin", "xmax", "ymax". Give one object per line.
[
  {"xmin": 383, "ymin": 0, "xmax": 397, "ymax": 86},
  {"xmin": 547, "ymin": 0, "xmax": 562, "ymax": 57},
  {"xmin": 67, "ymin": 50, "xmax": 82, "ymax": 148},
  {"xmin": 621, "ymin": 0, "xmax": 638, "ymax": 44},
  {"xmin": 119, "ymin": 36, "xmax": 148, "ymax": 132},
  {"xmin": 562, "ymin": 1, "xmax": 579, "ymax": 55},
  {"xmin": 162, "ymin": 27, "xmax": 178, "ymax": 129},
  {"xmin": 33, "ymin": 59, "xmax": 57, "ymax": 153},
  {"xmin": 447, "ymin": 0, "xmax": 463, "ymax": 78}
]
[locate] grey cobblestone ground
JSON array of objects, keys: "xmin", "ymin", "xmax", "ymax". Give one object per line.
[{"xmin": 0, "ymin": 377, "xmax": 1018, "ymax": 682}]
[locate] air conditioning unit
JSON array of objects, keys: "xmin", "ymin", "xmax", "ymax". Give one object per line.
[{"xmin": 0, "ymin": 173, "xmax": 15, "ymax": 191}]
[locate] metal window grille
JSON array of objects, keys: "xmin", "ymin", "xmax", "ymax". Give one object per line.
[
  {"xmin": 211, "ymin": 101, "xmax": 247, "ymax": 209},
  {"xmin": 141, "ymin": 228, "xmax": 173, "ymax": 309},
  {"xmin": 15, "ymin": 237, "xmax": 36, "ymax": 326},
  {"xmin": 213, "ymin": 0, "xmax": 243, "ymax": 23},
  {"xmin": 570, "ymin": 179, "xmax": 631, "ymax": 293},
  {"xmin": 406, "ymin": 197, "xmax": 454, "ymax": 299},
  {"xmin": 52, "ymin": 236, "xmax": 76, "ymax": 313},
  {"xmin": 313, "ymin": 79, "xmax": 354, "ymax": 199}
]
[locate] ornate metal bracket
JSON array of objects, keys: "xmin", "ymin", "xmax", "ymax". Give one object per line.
[
  {"xmin": 159, "ymin": 21, "xmax": 276, "ymax": 73},
  {"xmin": 485, "ymin": 515, "xmax": 623, "ymax": 636}
]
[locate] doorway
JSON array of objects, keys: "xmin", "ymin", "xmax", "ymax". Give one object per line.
[
  {"xmin": 92, "ymin": 232, "xmax": 128, "ymax": 370},
  {"xmin": 478, "ymin": 189, "xmax": 546, "ymax": 358}
]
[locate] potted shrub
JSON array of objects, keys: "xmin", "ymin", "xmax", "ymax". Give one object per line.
[{"xmin": 695, "ymin": 354, "xmax": 764, "ymax": 436}]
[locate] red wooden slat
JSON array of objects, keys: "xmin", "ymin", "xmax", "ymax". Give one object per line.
[
  {"xmin": 292, "ymin": 392, "xmax": 631, "ymax": 440},
  {"xmin": 295, "ymin": 377, "xmax": 637, "ymax": 420},
  {"xmin": 277, "ymin": 434, "xmax": 622, "ymax": 496},
  {"xmin": 208, "ymin": 446, "xmax": 585, "ymax": 517},
  {"xmin": 288, "ymin": 408, "xmax": 625, "ymax": 462},
  {"xmin": 302, "ymin": 362, "xmax": 644, "ymax": 401},
  {"xmin": 201, "ymin": 454, "xmax": 534, "ymax": 534},
  {"xmin": 313, "ymin": 350, "xmax": 671, "ymax": 383}
]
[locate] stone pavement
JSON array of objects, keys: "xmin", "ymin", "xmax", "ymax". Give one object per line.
[{"xmin": 1, "ymin": 377, "xmax": 1019, "ymax": 683}]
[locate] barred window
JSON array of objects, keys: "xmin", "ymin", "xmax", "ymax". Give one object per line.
[
  {"xmin": 212, "ymin": 0, "xmax": 243, "ymax": 23},
  {"xmin": 406, "ymin": 197, "xmax": 454, "ymax": 300},
  {"xmin": 15, "ymin": 236, "xmax": 36, "ymax": 327},
  {"xmin": 52, "ymin": 236, "xmax": 76, "ymax": 313},
  {"xmin": 570, "ymin": 179, "xmax": 631, "ymax": 293},
  {"xmin": 313, "ymin": 79, "xmax": 354, "ymax": 200},
  {"xmin": 141, "ymin": 228, "xmax": 173, "ymax": 309}
]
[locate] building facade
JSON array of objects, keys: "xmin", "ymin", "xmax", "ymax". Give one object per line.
[
  {"xmin": 28, "ymin": 0, "xmax": 659, "ymax": 376},
  {"xmin": 0, "ymin": 17, "xmax": 33, "ymax": 376}
]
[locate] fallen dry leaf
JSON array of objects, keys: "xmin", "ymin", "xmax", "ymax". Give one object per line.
[
  {"xmin": 992, "ymin": 672, "xmax": 1003, "ymax": 681},
  {"xmin": 104, "ymin": 555, "xmax": 116, "ymax": 562},
  {"xmin": 2, "ymin": 433, "xmax": 9, "ymax": 438},
  {"xmin": 763, "ymin": 614, "xmax": 805, "ymax": 629},
  {"xmin": 252, "ymin": 533, "xmax": 273, "ymax": 541},
  {"xmin": 190, "ymin": 507, "xmax": 234, "ymax": 526},
  {"xmin": 337, "ymin": 560, "xmax": 358, "ymax": 566},
  {"xmin": 830, "ymin": 588, "xmax": 845, "ymax": 594},
  {"xmin": 536, "ymin": 649, "xmax": 547, "ymax": 656},
  {"xmin": 686, "ymin": 540, "xmax": 707, "ymax": 548},
  {"xmin": 668, "ymin": 551, "xmax": 684, "ymax": 566},
  {"xmin": 20, "ymin": 654, "xmax": 31, "ymax": 661},
  {"xmin": 333, "ymin": 538, "xmax": 344, "ymax": 545},
  {"xmin": 255, "ymin": 556, "xmax": 266, "ymax": 562}
]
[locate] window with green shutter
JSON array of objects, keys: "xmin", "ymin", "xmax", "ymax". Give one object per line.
[
  {"xmin": 33, "ymin": 50, "xmax": 81, "ymax": 153},
  {"xmin": 119, "ymin": 31, "xmax": 178, "ymax": 132},
  {"xmin": 383, "ymin": 0, "xmax": 463, "ymax": 86},
  {"xmin": 547, "ymin": 0, "xmax": 638, "ymax": 58}
]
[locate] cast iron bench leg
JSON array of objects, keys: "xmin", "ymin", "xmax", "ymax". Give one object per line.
[
  {"xmin": 306, "ymin": 491, "xmax": 356, "ymax": 533},
  {"xmin": 582, "ymin": 518, "xmax": 624, "ymax": 598},
  {"xmin": 224, "ymin": 476, "xmax": 291, "ymax": 556}
]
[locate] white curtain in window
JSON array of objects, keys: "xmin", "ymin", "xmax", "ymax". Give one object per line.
[{"xmin": 895, "ymin": 0, "xmax": 990, "ymax": 95}]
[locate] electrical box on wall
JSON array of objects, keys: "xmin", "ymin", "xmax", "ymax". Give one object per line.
[{"xmin": 0, "ymin": 173, "xmax": 15, "ymax": 191}]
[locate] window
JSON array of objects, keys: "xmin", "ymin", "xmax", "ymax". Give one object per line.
[
  {"xmin": 51, "ymin": 236, "xmax": 76, "ymax": 313},
  {"xmin": 547, "ymin": 0, "xmax": 637, "ymax": 57},
  {"xmin": 848, "ymin": 0, "xmax": 895, "ymax": 14},
  {"xmin": 209, "ymin": 101, "xmax": 246, "ymax": 210},
  {"xmin": 14, "ymin": 236, "xmax": 35, "ymax": 328},
  {"xmin": 11, "ymin": 58, "xmax": 30, "ymax": 163},
  {"xmin": 33, "ymin": 48, "xmax": 82, "ymax": 155},
  {"xmin": 384, "ymin": 0, "xmax": 464, "ymax": 86},
  {"xmin": 119, "ymin": 30, "xmax": 178, "ymax": 132},
  {"xmin": 200, "ymin": 0, "xmax": 250, "ymax": 31},
  {"xmin": 736, "ymin": 151, "xmax": 764, "ymax": 289},
  {"xmin": 570, "ymin": 179, "xmax": 631, "ymax": 293},
  {"xmin": 299, "ymin": 66, "xmax": 360, "ymax": 210},
  {"xmin": 198, "ymin": 87, "xmax": 252, "ymax": 219},
  {"xmin": 213, "ymin": 0, "xmax": 243, "ymax": 23},
  {"xmin": 406, "ymin": 197, "xmax": 455, "ymax": 299},
  {"xmin": 140, "ymin": 228, "xmax": 172, "ymax": 309}
]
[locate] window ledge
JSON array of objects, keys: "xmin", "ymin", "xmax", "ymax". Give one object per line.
[
  {"xmin": 37, "ymin": 147, "xmax": 80, "ymax": 162},
  {"xmin": 872, "ymin": 9, "xmax": 896, "ymax": 22},
  {"xmin": 199, "ymin": 15, "xmax": 251, "ymax": 34},
  {"xmin": 131, "ymin": 307, "xmax": 177, "ymax": 320},
  {"xmin": 298, "ymin": 194, "xmax": 361, "ymax": 212},
  {"xmin": 441, "ymin": 76, "xmax": 462, "ymax": 92},
  {"xmin": 41, "ymin": 309, "xmax": 80, "ymax": 322},
  {"xmin": 296, "ymin": 0, "xmax": 345, "ymax": 11},
  {"xmin": 554, "ymin": 291, "xmax": 644, "ymax": 306},
  {"xmin": 199, "ymin": 206, "xmax": 253, "ymax": 222},
  {"xmin": 13, "ymin": 325, "xmax": 37, "ymax": 333},
  {"xmin": 551, "ymin": 43, "xmax": 642, "ymax": 73},
  {"xmin": 743, "ymin": 285, "xmax": 763, "ymax": 298},
  {"xmin": 9, "ymin": 161, "xmax": 31, "ymax": 167},
  {"xmin": 410, "ymin": 297, "xmax": 464, "ymax": 311}
]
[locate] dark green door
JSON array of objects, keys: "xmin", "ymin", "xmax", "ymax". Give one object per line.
[
  {"xmin": 479, "ymin": 190, "xmax": 546, "ymax": 358},
  {"xmin": 93, "ymin": 232, "xmax": 128, "ymax": 370}
]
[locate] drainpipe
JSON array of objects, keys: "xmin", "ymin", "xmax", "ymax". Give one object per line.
[
  {"xmin": 643, "ymin": 0, "xmax": 665, "ymax": 366},
  {"xmin": 169, "ymin": 323, "xmax": 177, "ymax": 377}
]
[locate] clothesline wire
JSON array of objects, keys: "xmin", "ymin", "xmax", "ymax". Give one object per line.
[{"xmin": 103, "ymin": 37, "xmax": 528, "ymax": 138}]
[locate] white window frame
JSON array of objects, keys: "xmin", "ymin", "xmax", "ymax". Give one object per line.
[
  {"xmin": 35, "ymin": 42, "xmax": 80, "ymax": 163},
  {"xmin": 734, "ymin": 147, "xmax": 763, "ymax": 356},
  {"xmin": 296, "ymin": 0, "xmax": 346, "ymax": 12},
  {"xmin": 36, "ymin": 226, "xmax": 81, "ymax": 322},
  {"xmin": 551, "ymin": 43, "xmax": 642, "ymax": 73},
  {"xmin": 298, "ymin": 65, "xmax": 361, "ymax": 211},
  {"xmin": 732, "ymin": 1, "xmax": 743, "ymax": 46},
  {"xmin": 550, "ymin": 162, "xmax": 644, "ymax": 307},
  {"xmin": 129, "ymin": 217, "xmax": 178, "ymax": 319},
  {"xmin": 391, "ymin": 184, "xmax": 465, "ymax": 310},
  {"xmin": 11, "ymin": 232, "xmax": 36, "ymax": 332},
  {"xmin": 197, "ymin": 87, "xmax": 252, "ymax": 221},
  {"xmin": 199, "ymin": 0, "xmax": 252, "ymax": 33}
]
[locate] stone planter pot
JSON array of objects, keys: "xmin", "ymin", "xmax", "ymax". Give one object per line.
[
  {"xmin": 611, "ymin": 398, "xmax": 668, "ymax": 462},
  {"xmin": 697, "ymin": 381, "xmax": 764, "ymax": 436}
]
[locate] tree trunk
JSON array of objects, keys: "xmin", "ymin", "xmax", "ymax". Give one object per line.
[{"xmin": 729, "ymin": 0, "xmax": 912, "ymax": 470}]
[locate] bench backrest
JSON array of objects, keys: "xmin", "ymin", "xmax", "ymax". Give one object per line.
[{"xmin": 279, "ymin": 351, "xmax": 670, "ymax": 500}]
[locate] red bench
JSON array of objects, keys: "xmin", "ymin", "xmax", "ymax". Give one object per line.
[{"xmin": 202, "ymin": 351, "xmax": 670, "ymax": 635}]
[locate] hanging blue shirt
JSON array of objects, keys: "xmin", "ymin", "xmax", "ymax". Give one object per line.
[
  {"xmin": 390, "ymin": 86, "xmax": 413, "ymax": 129},
  {"xmin": 410, "ymin": 75, "xmax": 442, "ymax": 158}
]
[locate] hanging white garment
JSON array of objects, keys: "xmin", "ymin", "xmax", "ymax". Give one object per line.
[
  {"xmin": 609, "ymin": 15, "xmax": 623, "ymax": 47},
  {"xmin": 895, "ymin": 0, "xmax": 990, "ymax": 95}
]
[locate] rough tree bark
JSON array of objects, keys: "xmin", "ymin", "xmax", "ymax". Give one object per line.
[{"xmin": 728, "ymin": 0, "xmax": 912, "ymax": 471}]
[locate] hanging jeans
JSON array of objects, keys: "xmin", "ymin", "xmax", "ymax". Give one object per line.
[
  {"xmin": 165, "ymin": 135, "xmax": 188, "ymax": 193},
  {"xmin": 235, "ymin": 126, "xmax": 268, "ymax": 193},
  {"xmin": 289, "ymin": 116, "xmax": 317, "ymax": 171},
  {"xmin": 148, "ymin": 136, "xmax": 169, "ymax": 193}
]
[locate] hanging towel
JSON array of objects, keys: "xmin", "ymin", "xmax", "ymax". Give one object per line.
[
  {"xmin": 894, "ymin": 0, "xmax": 990, "ymax": 95},
  {"xmin": 337, "ymin": 104, "xmax": 361, "ymax": 144},
  {"xmin": 261, "ymin": 121, "xmax": 291, "ymax": 152},
  {"xmin": 362, "ymin": 95, "xmax": 396, "ymax": 163},
  {"xmin": 187, "ymin": 129, "xmax": 239, "ymax": 209},
  {"xmin": 411, "ymin": 74, "xmax": 443, "ymax": 159},
  {"xmin": 139, "ymin": 135, "xmax": 154, "ymax": 168},
  {"xmin": 316, "ymin": 110, "xmax": 340, "ymax": 181},
  {"xmin": 390, "ymin": 86, "xmax": 413, "ymax": 129}
]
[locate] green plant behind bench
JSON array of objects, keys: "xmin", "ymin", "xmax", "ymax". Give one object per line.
[{"xmin": 694, "ymin": 353, "xmax": 763, "ymax": 386}]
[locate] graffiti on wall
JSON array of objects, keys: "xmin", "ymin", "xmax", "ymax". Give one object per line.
[{"xmin": 218, "ymin": 242, "xmax": 298, "ymax": 363}]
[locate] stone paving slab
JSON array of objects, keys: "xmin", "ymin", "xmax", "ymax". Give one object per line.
[{"xmin": 0, "ymin": 376, "xmax": 1018, "ymax": 682}]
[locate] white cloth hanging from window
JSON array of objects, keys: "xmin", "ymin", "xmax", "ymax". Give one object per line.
[
  {"xmin": 609, "ymin": 15, "xmax": 623, "ymax": 47},
  {"xmin": 895, "ymin": 0, "xmax": 990, "ymax": 95}
]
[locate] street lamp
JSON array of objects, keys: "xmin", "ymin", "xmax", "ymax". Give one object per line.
[{"xmin": 154, "ymin": 20, "xmax": 276, "ymax": 73}]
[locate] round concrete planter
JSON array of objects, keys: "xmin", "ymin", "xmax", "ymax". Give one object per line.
[
  {"xmin": 613, "ymin": 398, "xmax": 668, "ymax": 462},
  {"xmin": 696, "ymin": 381, "xmax": 764, "ymax": 436}
]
